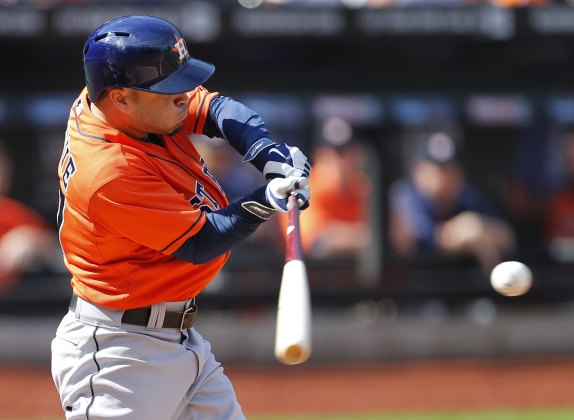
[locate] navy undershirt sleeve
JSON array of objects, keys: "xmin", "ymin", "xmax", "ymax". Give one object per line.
[
  {"xmin": 172, "ymin": 187, "xmax": 268, "ymax": 264},
  {"xmin": 203, "ymin": 95, "xmax": 273, "ymax": 156}
]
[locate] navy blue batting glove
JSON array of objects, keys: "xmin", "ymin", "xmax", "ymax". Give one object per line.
[{"xmin": 244, "ymin": 139, "xmax": 311, "ymax": 181}]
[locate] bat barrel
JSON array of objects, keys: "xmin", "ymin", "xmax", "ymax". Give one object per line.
[
  {"xmin": 274, "ymin": 259, "xmax": 311, "ymax": 365},
  {"xmin": 274, "ymin": 194, "xmax": 312, "ymax": 365}
]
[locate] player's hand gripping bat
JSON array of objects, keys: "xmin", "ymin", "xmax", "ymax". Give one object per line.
[{"xmin": 274, "ymin": 194, "xmax": 312, "ymax": 365}]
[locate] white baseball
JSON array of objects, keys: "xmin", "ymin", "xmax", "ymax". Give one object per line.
[{"xmin": 490, "ymin": 261, "xmax": 533, "ymax": 297}]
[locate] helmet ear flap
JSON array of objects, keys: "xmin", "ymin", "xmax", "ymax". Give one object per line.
[{"xmin": 102, "ymin": 64, "xmax": 123, "ymax": 85}]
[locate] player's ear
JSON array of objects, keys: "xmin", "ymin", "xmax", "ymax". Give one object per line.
[{"xmin": 107, "ymin": 88, "xmax": 130, "ymax": 112}]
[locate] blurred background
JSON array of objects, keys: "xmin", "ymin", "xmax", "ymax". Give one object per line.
[{"xmin": 3, "ymin": 0, "xmax": 574, "ymax": 371}]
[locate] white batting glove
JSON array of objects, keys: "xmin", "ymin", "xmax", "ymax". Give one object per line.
[
  {"xmin": 265, "ymin": 176, "xmax": 310, "ymax": 213},
  {"xmin": 240, "ymin": 176, "xmax": 311, "ymax": 221}
]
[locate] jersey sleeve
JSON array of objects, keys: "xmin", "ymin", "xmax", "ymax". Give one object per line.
[
  {"xmin": 201, "ymin": 95, "xmax": 273, "ymax": 157},
  {"xmin": 182, "ymin": 86, "xmax": 219, "ymax": 135},
  {"xmin": 88, "ymin": 173, "xmax": 207, "ymax": 254}
]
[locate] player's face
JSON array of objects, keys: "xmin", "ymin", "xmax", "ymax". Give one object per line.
[{"xmin": 126, "ymin": 90, "xmax": 190, "ymax": 135}]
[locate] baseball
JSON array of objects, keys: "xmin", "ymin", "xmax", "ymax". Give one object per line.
[{"xmin": 490, "ymin": 261, "xmax": 533, "ymax": 296}]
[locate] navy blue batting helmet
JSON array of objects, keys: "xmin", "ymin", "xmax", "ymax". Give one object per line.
[{"xmin": 83, "ymin": 15, "xmax": 215, "ymax": 102}]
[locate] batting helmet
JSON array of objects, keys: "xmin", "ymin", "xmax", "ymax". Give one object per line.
[{"xmin": 83, "ymin": 15, "xmax": 215, "ymax": 102}]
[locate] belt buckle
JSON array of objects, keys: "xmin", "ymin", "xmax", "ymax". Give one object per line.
[{"xmin": 179, "ymin": 303, "xmax": 198, "ymax": 332}]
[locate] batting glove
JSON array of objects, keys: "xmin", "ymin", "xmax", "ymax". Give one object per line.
[
  {"xmin": 266, "ymin": 176, "xmax": 311, "ymax": 212},
  {"xmin": 244, "ymin": 139, "xmax": 311, "ymax": 181},
  {"xmin": 241, "ymin": 176, "xmax": 311, "ymax": 221}
]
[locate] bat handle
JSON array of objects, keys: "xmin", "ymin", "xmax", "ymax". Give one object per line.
[
  {"xmin": 288, "ymin": 194, "xmax": 299, "ymax": 216},
  {"xmin": 286, "ymin": 194, "xmax": 303, "ymax": 262}
]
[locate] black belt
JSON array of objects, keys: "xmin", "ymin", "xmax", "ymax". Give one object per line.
[{"xmin": 69, "ymin": 294, "xmax": 198, "ymax": 331}]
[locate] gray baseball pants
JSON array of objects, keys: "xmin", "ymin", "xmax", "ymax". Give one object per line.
[{"xmin": 51, "ymin": 296, "xmax": 245, "ymax": 419}]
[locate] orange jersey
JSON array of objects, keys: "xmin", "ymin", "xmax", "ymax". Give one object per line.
[{"xmin": 58, "ymin": 87, "xmax": 229, "ymax": 309}]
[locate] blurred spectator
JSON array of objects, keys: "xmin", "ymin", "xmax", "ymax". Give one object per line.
[
  {"xmin": 544, "ymin": 131, "xmax": 574, "ymax": 262},
  {"xmin": 291, "ymin": 137, "xmax": 372, "ymax": 259},
  {"xmin": 389, "ymin": 132, "xmax": 516, "ymax": 274},
  {"xmin": 488, "ymin": 0, "xmax": 551, "ymax": 6},
  {"xmin": 0, "ymin": 139, "xmax": 56, "ymax": 292},
  {"xmin": 500, "ymin": 127, "xmax": 556, "ymax": 262}
]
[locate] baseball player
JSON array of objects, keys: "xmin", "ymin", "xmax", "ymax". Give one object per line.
[{"xmin": 51, "ymin": 15, "xmax": 311, "ymax": 420}]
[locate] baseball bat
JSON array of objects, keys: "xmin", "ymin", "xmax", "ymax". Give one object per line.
[{"xmin": 274, "ymin": 194, "xmax": 312, "ymax": 365}]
